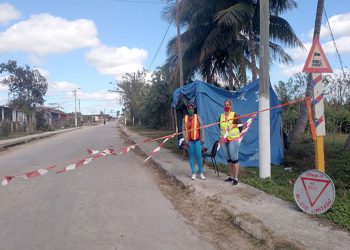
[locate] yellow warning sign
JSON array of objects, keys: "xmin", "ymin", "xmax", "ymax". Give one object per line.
[{"xmin": 303, "ymin": 36, "xmax": 332, "ymax": 73}]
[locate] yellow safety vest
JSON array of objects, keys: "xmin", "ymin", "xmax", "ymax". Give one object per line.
[
  {"xmin": 184, "ymin": 114, "xmax": 200, "ymax": 141},
  {"xmin": 220, "ymin": 112, "xmax": 240, "ymax": 140}
]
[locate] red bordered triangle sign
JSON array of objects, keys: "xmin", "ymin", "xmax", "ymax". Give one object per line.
[
  {"xmin": 303, "ymin": 36, "xmax": 332, "ymax": 73},
  {"xmin": 300, "ymin": 177, "xmax": 331, "ymax": 207}
]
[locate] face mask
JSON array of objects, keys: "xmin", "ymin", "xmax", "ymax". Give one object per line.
[
  {"xmin": 188, "ymin": 110, "xmax": 194, "ymax": 115},
  {"xmin": 224, "ymin": 107, "xmax": 231, "ymax": 112}
]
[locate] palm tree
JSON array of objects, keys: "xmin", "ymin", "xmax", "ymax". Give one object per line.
[
  {"xmin": 288, "ymin": 0, "xmax": 324, "ymax": 143},
  {"xmin": 163, "ymin": 0, "xmax": 303, "ymax": 89}
]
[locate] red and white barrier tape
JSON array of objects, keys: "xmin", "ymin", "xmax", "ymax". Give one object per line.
[
  {"xmin": 219, "ymin": 113, "xmax": 257, "ymax": 146},
  {"xmin": 144, "ymin": 134, "xmax": 176, "ymax": 162},
  {"xmin": 2, "ymin": 165, "xmax": 56, "ymax": 186},
  {"xmin": 119, "ymin": 145, "xmax": 136, "ymax": 154},
  {"xmin": 56, "ymin": 148, "xmax": 115, "ymax": 174}
]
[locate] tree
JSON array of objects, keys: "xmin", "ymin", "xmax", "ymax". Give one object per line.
[
  {"xmin": 140, "ymin": 66, "xmax": 172, "ymax": 129},
  {"xmin": 117, "ymin": 70, "xmax": 149, "ymax": 126},
  {"xmin": 324, "ymin": 72, "xmax": 350, "ymax": 150},
  {"xmin": 289, "ymin": 0, "xmax": 324, "ymax": 143},
  {"xmin": 0, "ymin": 60, "xmax": 48, "ymax": 132},
  {"xmin": 274, "ymin": 73, "xmax": 308, "ymax": 134},
  {"xmin": 345, "ymin": 135, "xmax": 350, "ymax": 150},
  {"xmin": 323, "ymin": 72, "xmax": 350, "ymax": 106},
  {"xmin": 163, "ymin": 0, "xmax": 303, "ymax": 89}
]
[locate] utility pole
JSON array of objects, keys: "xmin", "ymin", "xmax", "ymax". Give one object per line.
[
  {"xmin": 259, "ymin": 0, "xmax": 271, "ymax": 178},
  {"xmin": 73, "ymin": 88, "xmax": 80, "ymax": 127},
  {"xmin": 78, "ymin": 99, "xmax": 81, "ymax": 126},
  {"xmin": 176, "ymin": 0, "xmax": 184, "ymax": 87}
]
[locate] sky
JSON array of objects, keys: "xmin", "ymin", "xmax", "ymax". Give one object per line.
[{"xmin": 0, "ymin": 0, "xmax": 349, "ymax": 115}]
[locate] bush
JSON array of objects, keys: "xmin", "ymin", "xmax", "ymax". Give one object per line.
[{"xmin": 0, "ymin": 121, "xmax": 11, "ymax": 136}]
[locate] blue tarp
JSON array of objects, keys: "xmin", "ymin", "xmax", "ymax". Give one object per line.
[{"xmin": 172, "ymin": 79, "xmax": 284, "ymax": 167}]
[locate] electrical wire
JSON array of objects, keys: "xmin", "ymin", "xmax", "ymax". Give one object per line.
[
  {"xmin": 146, "ymin": 21, "xmax": 173, "ymax": 72},
  {"xmin": 324, "ymin": 8, "xmax": 346, "ymax": 77}
]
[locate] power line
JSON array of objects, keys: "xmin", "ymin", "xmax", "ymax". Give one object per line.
[
  {"xmin": 146, "ymin": 21, "xmax": 173, "ymax": 72},
  {"xmin": 324, "ymin": 8, "xmax": 346, "ymax": 76}
]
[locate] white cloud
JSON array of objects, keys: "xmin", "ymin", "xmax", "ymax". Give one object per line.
[
  {"xmin": 0, "ymin": 13, "xmax": 100, "ymax": 56},
  {"xmin": 322, "ymin": 36, "xmax": 350, "ymax": 55},
  {"xmin": 86, "ymin": 45, "xmax": 148, "ymax": 79},
  {"xmin": 0, "ymin": 3, "xmax": 21, "ymax": 24},
  {"xmin": 320, "ymin": 12, "xmax": 350, "ymax": 39},
  {"xmin": 47, "ymin": 80, "xmax": 80, "ymax": 97},
  {"xmin": 277, "ymin": 63, "xmax": 304, "ymax": 77},
  {"xmin": 304, "ymin": 12, "xmax": 350, "ymax": 56},
  {"xmin": 284, "ymin": 43, "xmax": 312, "ymax": 62},
  {"xmin": 34, "ymin": 67, "xmax": 50, "ymax": 79},
  {"xmin": 0, "ymin": 84, "xmax": 8, "ymax": 92}
]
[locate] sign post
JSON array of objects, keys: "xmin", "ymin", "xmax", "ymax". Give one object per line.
[{"xmin": 302, "ymin": 36, "xmax": 332, "ymax": 173}]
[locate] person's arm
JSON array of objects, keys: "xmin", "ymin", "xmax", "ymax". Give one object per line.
[
  {"xmin": 182, "ymin": 118, "xmax": 188, "ymax": 143},
  {"xmin": 234, "ymin": 113, "xmax": 243, "ymax": 133}
]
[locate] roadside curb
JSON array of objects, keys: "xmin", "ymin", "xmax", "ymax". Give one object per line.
[
  {"xmin": 0, "ymin": 128, "xmax": 79, "ymax": 151},
  {"xmin": 119, "ymin": 124, "xmax": 350, "ymax": 250},
  {"xmin": 118, "ymin": 125, "xmax": 306, "ymax": 249}
]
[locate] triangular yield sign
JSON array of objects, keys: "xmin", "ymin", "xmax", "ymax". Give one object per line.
[
  {"xmin": 303, "ymin": 36, "xmax": 332, "ymax": 73},
  {"xmin": 301, "ymin": 177, "xmax": 331, "ymax": 207}
]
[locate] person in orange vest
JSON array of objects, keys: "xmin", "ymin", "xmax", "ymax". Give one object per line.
[
  {"xmin": 182, "ymin": 102, "xmax": 205, "ymax": 180},
  {"xmin": 219, "ymin": 100, "xmax": 243, "ymax": 186}
]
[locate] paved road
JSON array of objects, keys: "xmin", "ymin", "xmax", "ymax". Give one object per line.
[{"xmin": 0, "ymin": 122, "xmax": 214, "ymax": 250}]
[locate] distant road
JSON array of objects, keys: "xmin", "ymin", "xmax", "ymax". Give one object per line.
[{"xmin": 0, "ymin": 122, "xmax": 214, "ymax": 250}]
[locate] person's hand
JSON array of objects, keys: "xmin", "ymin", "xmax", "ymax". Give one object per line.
[
  {"xmin": 200, "ymin": 140, "xmax": 204, "ymax": 145},
  {"xmin": 219, "ymin": 137, "xmax": 227, "ymax": 144}
]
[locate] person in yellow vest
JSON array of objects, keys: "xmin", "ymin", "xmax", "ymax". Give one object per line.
[
  {"xmin": 219, "ymin": 100, "xmax": 243, "ymax": 185},
  {"xmin": 182, "ymin": 102, "xmax": 205, "ymax": 180}
]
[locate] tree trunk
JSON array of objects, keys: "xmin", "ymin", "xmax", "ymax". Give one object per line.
[
  {"xmin": 288, "ymin": 0, "xmax": 324, "ymax": 143},
  {"xmin": 289, "ymin": 75, "xmax": 313, "ymax": 142},
  {"xmin": 344, "ymin": 134, "xmax": 350, "ymax": 150},
  {"xmin": 228, "ymin": 63, "xmax": 234, "ymax": 90}
]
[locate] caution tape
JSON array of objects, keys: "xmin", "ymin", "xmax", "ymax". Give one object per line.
[
  {"xmin": 144, "ymin": 133, "xmax": 176, "ymax": 162},
  {"xmin": 1, "ymin": 165, "xmax": 56, "ymax": 186},
  {"xmin": 306, "ymin": 97, "xmax": 317, "ymax": 141},
  {"xmin": 56, "ymin": 148, "xmax": 115, "ymax": 174},
  {"xmin": 1, "ymin": 97, "xmax": 313, "ymax": 187}
]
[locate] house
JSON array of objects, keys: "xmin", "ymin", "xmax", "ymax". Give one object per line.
[{"xmin": 0, "ymin": 105, "xmax": 28, "ymax": 133}]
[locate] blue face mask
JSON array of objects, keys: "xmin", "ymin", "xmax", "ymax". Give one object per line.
[{"xmin": 188, "ymin": 110, "xmax": 194, "ymax": 116}]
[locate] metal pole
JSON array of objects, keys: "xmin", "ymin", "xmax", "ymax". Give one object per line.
[
  {"xmin": 259, "ymin": 0, "xmax": 271, "ymax": 178},
  {"xmin": 74, "ymin": 90, "xmax": 77, "ymax": 127},
  {"xmin": 176, "ymin": 0, "xmax": 184, "ymax": 86}
]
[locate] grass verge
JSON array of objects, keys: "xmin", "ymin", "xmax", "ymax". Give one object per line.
[{"xmin": 129, "ymin": 126, "xmax": 350, "ymax": 231}]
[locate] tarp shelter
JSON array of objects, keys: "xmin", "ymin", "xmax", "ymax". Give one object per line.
[{"xmin": 172, "ymin": 79, "xmax": 284, "ymax": 167}]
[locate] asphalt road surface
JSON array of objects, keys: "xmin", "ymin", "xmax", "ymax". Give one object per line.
[{"xmin": 0, "ymin": 122, "xmax": 215, "ymax": 250}]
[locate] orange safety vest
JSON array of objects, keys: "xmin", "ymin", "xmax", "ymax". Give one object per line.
[
  {"xmin": 220, "ymin": 112, "xmax": 240, "ymax": 140},
  {"xmin": 184, "ymin": 114, "xmax": 200, "ymax": 141}
]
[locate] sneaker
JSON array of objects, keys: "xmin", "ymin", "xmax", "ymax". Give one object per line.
[
  {"xmin": 200, "ymin": 173, "xmax": 206, "ymax": 180},
  {"xmin": 191, "ymin": 174, "xmax": 196, "ymax": 180},
  {"xmin": 225, "ymin": 177, "xmax": 234, "ymax": 182},
  {"xmin": 232, "ymin": 178, "xmax": 239, "ymax": 186}
]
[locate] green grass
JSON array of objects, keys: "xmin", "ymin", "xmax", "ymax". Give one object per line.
[
  {"xmin": 239, "ymin": 133, "xmax": 350, "ymax": 230},
  {"xmin": 129, "ymin": 126, "xmax": 350, "ymax": 230},
  {"xmin": 0, "ymin": 132, "xmax": 35, "ymax": 140}
]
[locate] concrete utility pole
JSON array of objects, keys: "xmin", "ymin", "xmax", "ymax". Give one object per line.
[
  {"xmin": 259, "ymin": 0, "xmax": 271, "ymax": 178},
  {"xmin": 176, "ymin": 0, "xmax": 184, "ymax": 86},
  {"xmin": 73, "ymin": 88, "xmax": 80, "ymax": 127}
]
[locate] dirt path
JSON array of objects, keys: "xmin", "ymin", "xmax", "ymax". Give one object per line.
[{"xmin": 120, "ymin": 130, "xmax": 268, "ymax": 250}]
